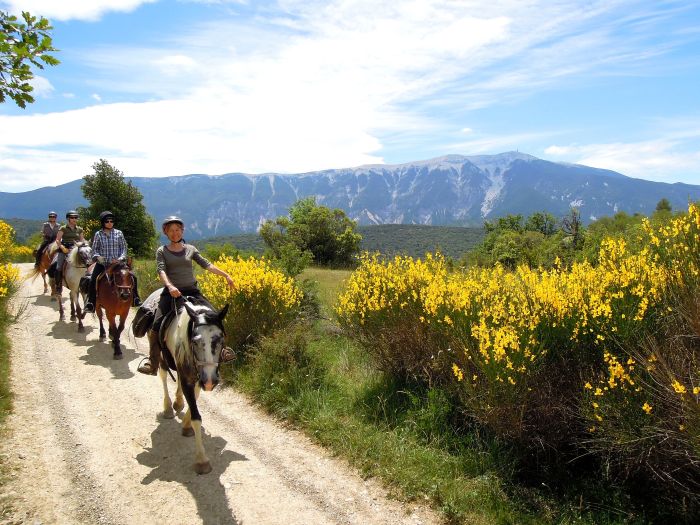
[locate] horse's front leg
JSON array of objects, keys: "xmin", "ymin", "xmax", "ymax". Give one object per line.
[
  {"xmin": 41, "ymin": 272, "xmax": 48, "ymax": 294},
  {"xmin": 73, "ymin": 292, "xmax": 86, "ymax": 333},
  {"xmin": 97, "ymin": 309, "xmax": 106, "ymax": 341},
  {"xmin": 107, "ymin": 312, "xmax": 123, "ymax": 359},
  {"xmin": 159, "ymin": 366, "xmax": 174, "ymax": 418},
  {"xmin": 181, "ymin": 381, "xmax": 210, "ymax": 474}
]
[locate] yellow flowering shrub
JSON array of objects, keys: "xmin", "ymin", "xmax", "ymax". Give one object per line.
[
  {"xmin": 0, "ymin": 221, "xmax": 20, "ymax": 298},
  {"xmin": 199, "ymin": 255, "xmax": 303, "ymax": 349}
]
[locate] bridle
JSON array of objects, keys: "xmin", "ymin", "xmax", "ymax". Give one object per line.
[{"xmin": 175, "ymin": 299, "xmax": 226, "ymax": 367}]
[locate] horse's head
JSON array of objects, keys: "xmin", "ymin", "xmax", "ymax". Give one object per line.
[
  {"xmin": 107, "ymin": 261, "xmax": 134, "ymax": 302},
  {"xmin": 183, "ymin": 301, "xmax": 230, "ymax": 391},
  {"xmin": 70, "ymin": 241, "xmax": 93, "ymax": 268}
]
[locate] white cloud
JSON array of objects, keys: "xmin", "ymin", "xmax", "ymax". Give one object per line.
[
  {"xmin": 544, "ymin": 136, "xmax": 700, "ymax": 184},
  {"xmin": 91, "ymin": 93, "xmax": 102, "ymax": 102},
  {"xmin": 0, "ymin": 0, "xmax": 158, "ymax": 21},
  {"xmin": 29, "ymin": 75, "xmax": 54, "ymax": 98},
  {"xmin": 1, "ymin": 1, "xmax": 699, "ymax": 191}
]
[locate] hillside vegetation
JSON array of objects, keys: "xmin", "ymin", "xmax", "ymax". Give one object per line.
[{"xmin": 200, "ymin": 224, "xmax": 485, "ymax": 260}]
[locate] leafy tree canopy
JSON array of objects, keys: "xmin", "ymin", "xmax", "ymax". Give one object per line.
[
  {"xmin": 0, "ymin": 10, "xmax": 59, "ymax": 108},
  {"xmin": 78, "ymin": 159, "xmax": 157, "ymax": 257},
  {"xmin": 260, "ymin": 196, "xmax": 362, "ymax": 267}
]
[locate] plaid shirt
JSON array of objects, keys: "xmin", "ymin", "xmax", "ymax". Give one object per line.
[{"xmin": 91, "ymin": 228, "xmax": 127, "ymax": 263}]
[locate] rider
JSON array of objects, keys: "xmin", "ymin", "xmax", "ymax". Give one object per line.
[
  {"xmin": 53, "ymin": 210, "xmax": 85, "ymax": 293},
  {"xmin": 136, "ymin": 215, "xmax": 235, "ymax": 375},
  {"xmin": 84, "ymin": 211, "xmax": 143, "ymax": 313},
  {"xmin": 34, "ymin": 211, "xmax": 60, "ymax": 269}
]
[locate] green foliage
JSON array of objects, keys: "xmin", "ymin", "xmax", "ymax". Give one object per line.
[
  {"xmin": 579, "ymin": 211, "xmax": 646, "ymax": 265},
  {"xmin": 656, "ymin": 198, "xmax": 672, "ymax": 212},
  {"xmin": 260, "ymin": 196, "xmax": 361, "ymax": 267},
  {"xmin": 0, "ymin": 10, "xmax": 59, "ymax": 108},
  {"xmin": 0, "ymin": 218, "xmax": 42, "ymax": 244},
  {"xmin": 79, "ymin": 159, "xmax": 157, "ymax": 257},
  {"xmin": 199, "ymin": 242, "xmax": 240, "ymax": 263},
  {"xmin": 467, "ymin": 210, "xmax": 573, "ymax": 269}
]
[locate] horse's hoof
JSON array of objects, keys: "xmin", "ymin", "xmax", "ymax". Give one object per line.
[
  {"xmin": 181, "ymin": 426, "xmax": 195, "ymax": 437},
  {"xmin": 173, "ymin": 399, "xmax": 185, "ymax": 412},
  {"xmin": 162, "ymin": 409, "xmax": 175, "ymax": 419},
  {"xmin": 78, "ymin": 326, "xmax": 85, "ymax": 333},
  {"xmin": 194, "ymin": 461, "xmax": 212, "ymax": 475},
  {"xmin": 99, "ymin": 335, "xmax": 106, "ymax": 341},
  {"xmin": 113, "ymin": 352, "xmax": 123, "ymax": 360}
]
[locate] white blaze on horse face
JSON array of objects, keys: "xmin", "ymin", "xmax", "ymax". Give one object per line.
[{"xmin": 169, "ymin": 304, "xmax": 222, "ymax": 391}]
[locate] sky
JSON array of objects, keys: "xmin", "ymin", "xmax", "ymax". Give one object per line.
[{"xmin": 1, "ymin": 0, "xmax": 699, "ymax": 193}]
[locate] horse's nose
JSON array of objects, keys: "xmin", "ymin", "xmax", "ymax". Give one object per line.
[{"xmin": 200, "ymin": 371, "xmax": 219, "ymax": 391}]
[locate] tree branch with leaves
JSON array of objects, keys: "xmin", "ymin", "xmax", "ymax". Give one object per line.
[{"xmin": 0, "ymin": 10, "xmax": 59, "ymax": 108}]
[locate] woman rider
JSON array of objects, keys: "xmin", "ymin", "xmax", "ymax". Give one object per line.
[
  {"xmin": 53, "ymin": 210, "xmax": 85, "ymax": 293},
  {"xmin": 34, "ymin": 211, "xmax": 60, "ymax": 269},
  {"xmin": 137, "ymin": 215, "xmax": 236, "ymax": 375}
]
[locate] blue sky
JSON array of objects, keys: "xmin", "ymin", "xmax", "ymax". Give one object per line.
[{"xmin": 1, "ymin": 0, "xmax": 699, "ymax": 193}]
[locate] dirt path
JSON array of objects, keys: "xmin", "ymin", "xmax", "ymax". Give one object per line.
[{"xmin": 1, "ymin": 264, "xmax": 441, "ymax": 525}]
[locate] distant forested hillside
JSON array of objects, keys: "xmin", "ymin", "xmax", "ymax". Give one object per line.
[
  {"xmin": 1, "ymin": 217, "xmax": 43, "ymax": 244},
  {"xmin": 199, "ymin": 224, "xmax": 485, "ymax": 260}
]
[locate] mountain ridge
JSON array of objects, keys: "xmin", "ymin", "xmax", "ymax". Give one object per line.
[{"xmin": 1, "ymin": 152, "xmax": 698, "ymax": 240}]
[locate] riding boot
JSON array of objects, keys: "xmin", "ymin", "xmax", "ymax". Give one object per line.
[
  {"xmin": 84, "ymin": 273, "xmax": 97, "ymax": 313},
  {"xmin": 137, "ymin": 330, "xmax": 161, "ymax": 375}
]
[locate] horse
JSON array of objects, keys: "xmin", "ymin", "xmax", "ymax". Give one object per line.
[
  {"xmin": 51, "ymin": 241, "xmax": 93, "ymax": 331},
  {"xmin": 29, "ymin": 243, "xmax": 58, "ymax": 296},
  {"xmin": 93, "ymin": 259, "xmax": 134, "ymax": 359},
  {"xmin": 151, "ymin": 298, "xmax": 229, "ymax": 474}
]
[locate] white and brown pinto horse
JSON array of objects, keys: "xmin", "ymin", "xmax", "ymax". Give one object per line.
[
  {"xmin": 152, "ymin": 298, "xmax": 229, "ymax": 474},
  {"xmin": 30, "ymin": 242, "xmax": 58, "ymax": 296},
  {"xmin": 51, "ymin": 241, "xmax": 92, "ymax": 331}
]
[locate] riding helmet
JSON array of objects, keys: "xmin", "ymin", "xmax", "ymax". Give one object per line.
[
  {"xmin": 99, "ymin": 210, "xmax": 115, "ymax": 225},
  {"xmin": 66, "ymin": 210, "xmax": 79, "ymax": 219},
  {"xmin": 162, "ymin": 215, "xmax": 184, "ymax": 232},
  {"xmin": 48, "ymin": 211, "xmax": 57, "ymax": 218}
]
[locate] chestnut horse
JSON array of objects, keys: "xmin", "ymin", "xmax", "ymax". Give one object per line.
[
  {"xmin": 94, "ymin": 260, "xmax": 134, "ymax": 359},
  {"xmin": 30, "ymin": 243, "xmax": 58, "ymax": 296}
]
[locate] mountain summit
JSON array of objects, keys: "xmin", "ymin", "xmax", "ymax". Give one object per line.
[{"xmin": 1, "ymin": 152, "xmax": 698, "ymax": 240}]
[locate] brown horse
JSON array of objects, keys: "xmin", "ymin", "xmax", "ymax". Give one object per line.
[
  {"xmin": 94, "ymin": 260, "xmax": 134, "ymax": 359},
  {"xmin": 30, "ymin": 243, "xmax": 58, "ymax": 297}
]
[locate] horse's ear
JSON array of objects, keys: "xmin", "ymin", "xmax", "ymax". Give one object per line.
[
  {"xmin": 184, "ymin": 301, "xmax": 198, "ymax": 318},
  {"xmin": 218, "ymin": 304, "xmax": 229, "ymax": 321}
]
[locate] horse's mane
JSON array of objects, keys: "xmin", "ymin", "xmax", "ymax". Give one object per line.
[
  {"xmin": 67, "ymin": 241, "xmax": 90, "ymax": 266},
  {"xmin": 171, "ymin": 302, "xmax": 224, "ymax": 369}
]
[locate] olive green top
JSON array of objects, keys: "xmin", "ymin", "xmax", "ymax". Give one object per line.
[{"xmin": 59, "ymin": 224, "xmax": 83, "ymax": 245}]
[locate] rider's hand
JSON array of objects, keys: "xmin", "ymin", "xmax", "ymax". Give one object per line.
[
  {"xmin": 96, "ymin": 256, "xmax": 105, "ymax": 264},
  {"xmin": 60, "ymin": 245, "xmax": 69, "ymax": 254},
  {"xmin": 167, "ymin": 285, "xmax": 181, "ymax": 298}
]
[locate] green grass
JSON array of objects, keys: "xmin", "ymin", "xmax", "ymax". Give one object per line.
[
  {"xmin": 0, "ymin": 311, "xmax": 11, "ymax": 425},
  {"xmin": 299, "ymin": 266, "xmax": 351, "ymax": 317}
]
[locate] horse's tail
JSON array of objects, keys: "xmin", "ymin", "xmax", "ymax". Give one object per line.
[{"xmin": 26, "ymin": 266, "xmax": 41, "ymax": 282}]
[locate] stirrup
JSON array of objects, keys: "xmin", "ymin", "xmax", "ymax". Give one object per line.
[
  {"xmin": 137, "ymin": 358, "xmax": 157, "ymax": 376},
  {"xmin": 84, "ymin": 302, "xmax": 95, "ymax": 313}
]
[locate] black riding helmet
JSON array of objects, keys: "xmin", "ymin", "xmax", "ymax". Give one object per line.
[
  {"xmin": 66, "ymin": 210, "xmax": 79, "ymax": 219},
  {"xmin": 162, "ymin": 215, "xmax": 184, "ymax": 232},
  {"xmin": 99, "ymin": 210, "xmax": 115, "ymax": 226}
]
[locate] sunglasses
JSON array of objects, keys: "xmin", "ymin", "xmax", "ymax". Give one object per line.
[{"xmin": 104, "ymin": 219, "xmax": 114, "ymax": 223}]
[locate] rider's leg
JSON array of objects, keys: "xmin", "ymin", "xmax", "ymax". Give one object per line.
[
  {"xmin": 34, "ymin": 240, "xmax": 48, "ymax": 268},
  {"xmin": 132, "ymin": 274, "xmax": 142, "ymax": 307},
  {"xmin": 138, "ymin": 329, "xmax": 161, "ymax": 375},
  {"xmin": 84, "ymin": 263, "xmax": 103, "ymax": 313},
  {"xmin": 55, "ymin": 252, "xmax": 65, "ymax": 292},
  {"xmin": 137, "ymin": 291, "xmax": 170, "ymax": 376}
]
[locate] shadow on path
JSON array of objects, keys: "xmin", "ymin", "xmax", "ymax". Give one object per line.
[{"xmin": 137, "ymin": 416, "xmax": 247, "ymax": 525}]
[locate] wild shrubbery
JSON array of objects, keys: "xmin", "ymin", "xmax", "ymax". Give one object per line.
[
  {"xmin": 336, "ymin": 204, "xmax": 700, "ymax": 515},
  {"xmin": 199, "ymin": 255, "xmax": 303, "ymax": 350}
]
